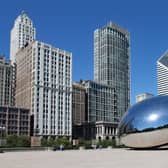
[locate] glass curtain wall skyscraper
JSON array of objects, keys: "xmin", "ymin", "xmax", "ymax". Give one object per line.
[{"xmin": 94, "ymin": 22, "xmax": 130, "ymax": 119}]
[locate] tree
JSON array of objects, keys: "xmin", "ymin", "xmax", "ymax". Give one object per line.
[
  {"xmin": 6, "ymin": 135, "xmax": 30, "ymax": 147},
  {"xmin": 41, "ymin": 138, "xmax": 48, "ymax": 147},
  {"xmin": 40, "ymin": 137, "xmax": 72, "ymax": 149},
  {"xmin": 6, "ymin": 135, "xmax": 18, "ymax": 147},
  {"xmin": 56, "ymin": 137, "xmax": 72, "ymax": 149},
  {"xmin": 48, "ymin": 138, "xmax": 55, "ymax": 147},
  {"xmin": 78, "ymin": 139, "xmax": 92, "ymax": 149},
  {"xmin": 17, "ymin": 136, "xmax": 30, "ymax": 147},
  {"xmin": 97, "ymin": 139, "xmax": 116, "ymax": 148}
]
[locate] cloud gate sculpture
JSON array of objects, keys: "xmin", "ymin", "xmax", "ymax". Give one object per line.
[{"xmin": 118, "ymin": 96, "xmax": 168, "ymax": 148}]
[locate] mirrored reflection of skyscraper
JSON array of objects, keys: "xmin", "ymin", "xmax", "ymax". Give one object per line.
[
  {"xmin": 94, "ymin": 22, "xmax": 130, "ymax": 119},
  {"xmin": 157, "ymin": 51, "xmax": 168, "ymax": 95}
]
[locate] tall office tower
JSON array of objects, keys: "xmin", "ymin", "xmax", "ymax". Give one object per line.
[
  {"xmin": 94, "ymin": 22, "xmax": 130, "ymax": 119},
  {"xmin": 0, "ymin": 56, "xmax": 15, "ymax": 106},
  {"xmin": 157, "ymin": 51, "xmax": 168, "ymax": 95},
  {"xmin": 10, "ymin": 11, "xmax": 36, "ymax": 64},
  {"xmin": 15, "ymin": 41, "xmax": 72, "ymax": 138}
]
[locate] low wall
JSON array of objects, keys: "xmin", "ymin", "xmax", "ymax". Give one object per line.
[{"xmin": 0, "ymin": 147, "xmax": 52, "ymax": 152}]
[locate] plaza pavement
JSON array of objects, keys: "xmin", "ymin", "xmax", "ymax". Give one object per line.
[{"xmin": 0, "ymin": 148, "xmax": 168, "ymax": 168}]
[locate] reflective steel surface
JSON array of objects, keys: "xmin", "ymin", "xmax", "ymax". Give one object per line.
[{"xmin": 118, "ymin": 95, "xmax": 168, "ymax": 148}]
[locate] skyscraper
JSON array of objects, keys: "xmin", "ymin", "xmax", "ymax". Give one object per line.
[
  {"xmin": 10, "ymin": 11, "xmax": 36, "ymax": 63},
  {"xmin": 72, "ymin": 80, "xmax": 118, "ymax": 140},
  {"xmin": 15, "ymin": 41, "xmax": 72, "ymax": 138},
  {"xmin": 83, "ymin": 80, "xmax": 117, "ymax": 139},
  {"xmin": 94, "ymin": 22, "xmax": 130, "ymax": 119},
  {"xmin": 0, "ymin": 56, "xmax": 15, "ymax": 106},
  {"xmin": 157, "ymin": 51, "xmax": 168, "ymax": 95}
]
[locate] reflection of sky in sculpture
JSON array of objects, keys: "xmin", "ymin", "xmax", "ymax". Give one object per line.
[{"xmin": 118, "ymin": 96, "xmax": 168, "ymax": 136}]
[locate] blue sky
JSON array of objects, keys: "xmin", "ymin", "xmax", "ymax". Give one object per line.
[{"xmin": 0, "ymin": 0, "xmax": 168, "ymax": 104}]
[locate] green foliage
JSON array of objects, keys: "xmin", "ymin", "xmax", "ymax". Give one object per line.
[
  {"xmin": 6, "ymin": 135, "xmax": 18, "ymax": 147},
  {"xmin": 6, "ymin": 135, "xmax": 30, "ymax": 147},
  {"xmin": 41, "ymin": 137, "xmax": 72, "ymax": 149},
  {"xmin": 111, "ymin": 139, "xmax": 116, "ymax": 147},
  {"xmin": 56, "ymin": 137, "xmax": 72, "ymax": 148},
  {"xmin": 78, "ymin": 139, "xmax": 92, "ymax": 149},
  {"xmin": 41, "ymin": 137, "xmax": 119, "ymax": 149},
  {"xmin": 83, "ymin": 140, "xmax": 92, "ymax": 149},
  {"xmin": 97, "ymin": 139, "xmax": 116, "ymax": 148},
  {"xmin": 41, "ymin": 138, "xmax": 48, "ymax": 147},
  {"xmin": 78, "ymin": 138, "xmax": 85, "ymax": 146},
  {"xmin": 17, "ymin": 136, "xmax": 30, "ymax": 147},
  {"xmin": 48, "ymin": 138, "xmax": 55, "ymax": 147}
]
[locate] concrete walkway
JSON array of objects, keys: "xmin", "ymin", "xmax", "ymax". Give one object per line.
[{"xmin": 0, "ymin": 148, "xmax": 168, "ymax": 168}]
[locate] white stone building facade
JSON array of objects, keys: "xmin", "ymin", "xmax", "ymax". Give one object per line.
[
  {"xmin": 16, "ymin": 41, "xmax": 72, "ymax": 138},
  {"xmin": 10, "ymin": 11, "xmax": 36, "ymax": 64}
]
